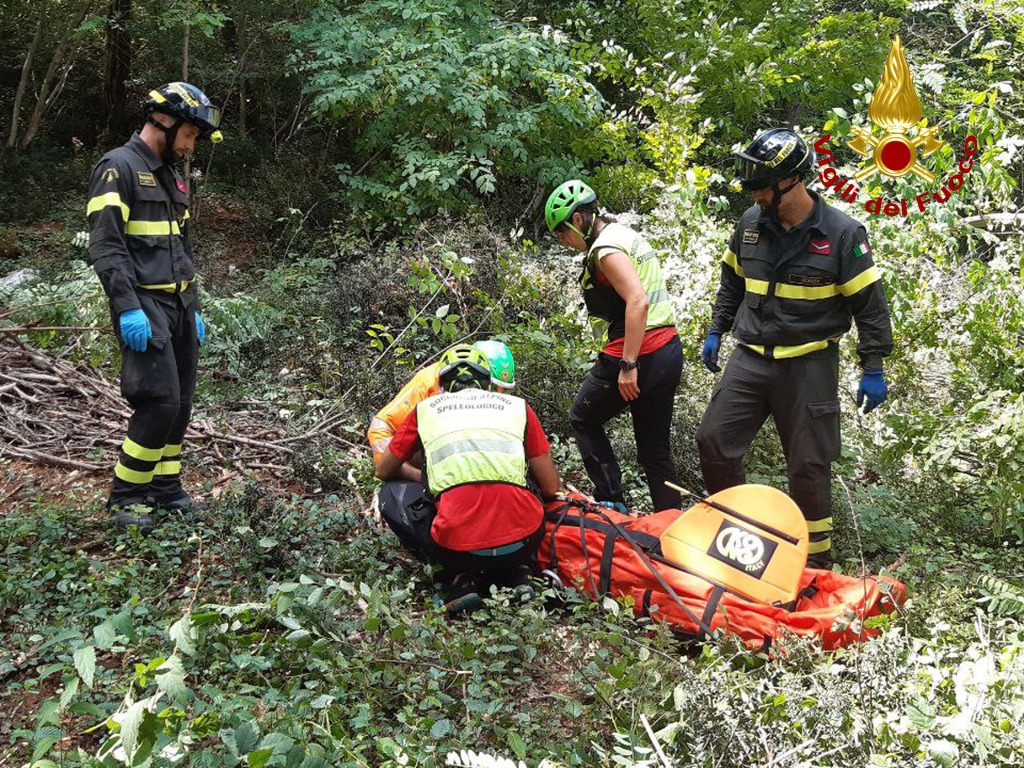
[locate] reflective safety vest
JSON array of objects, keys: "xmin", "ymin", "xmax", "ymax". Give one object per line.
[
  {"xmin": 581, "ymin": 222, "xmax": 677, "ymax": 346},
  {"xmin": 417, "ymin": 389, "xmax": 528, "ymax": 496},
  {"xmin": 367, "ymin": 362, "xmax": 441, "ymax": 464}
]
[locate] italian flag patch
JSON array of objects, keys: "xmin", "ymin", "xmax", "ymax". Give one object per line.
[{"xmin": 854, "ymin": 240, "xmax": 871, "ymax": 258}]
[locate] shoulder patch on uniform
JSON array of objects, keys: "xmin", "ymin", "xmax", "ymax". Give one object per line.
[
  {"xmin": 742, "ymin": 229, "xmax": 760, "ymax": 244},
  {"xmin": 102, "ymin": 167, "xmax": 119, "ymax": 184},
  {"xmin": 176, "ymin": 179, "xmax": 187, "ymax": 194},
  {"xmin": 137, "ymin": 171, "xmax": 156, "ymax": 187},
  {"xmin": 854, "ymin": 240, "xmax": 871, "ymax": 258}
]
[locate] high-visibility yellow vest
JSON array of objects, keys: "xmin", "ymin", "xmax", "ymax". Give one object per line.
[
  {"xmin": 582, "ymin": 222, "xmax": 677, "ymax": 345},
  {"xmin": 417, "ymin": 389, "xmax": 528, "ymax": 496}
]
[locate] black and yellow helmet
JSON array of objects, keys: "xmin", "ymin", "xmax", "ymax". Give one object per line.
[
  {"xmin": 735, "ymin": 128, "xmax": 814, "ymax": 191},
  {"xmin": 437, "ymin": 344, "xmax": 491, "ymax": 392},
  {"xmin": 144, "ymin": 82, "xmax": 223, "ymax": 143}
]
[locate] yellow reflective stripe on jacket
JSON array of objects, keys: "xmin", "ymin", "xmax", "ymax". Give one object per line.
[
  {"xmin": 808, "ymin": 538, "xmax": 832, "ymax": 554},
  {"xmin": 115, "ymin": 461, "xmax": 154, "ymax": 485},
  {"xmin": 775, "ymin": 283, "xmax": 840, "ymax": 300},
  {"xmin": 722, "ymin": 248, "xmax": 745, "ymax": 278},
  {"xmin": 153, "ymin": 460, "xmax": 182, "ymax": 476},
  {"xmin": 806, "ymin": 516, "xmax": 834, "ymax": 533},
  {"xmin": 126, "ymin": 220, "xmax": 181, "ymax": 236},
  {"xmin": 162, "ymin": 443, "xmax": 183, "ymax": 458},
  {"xmin": 418, "ymin": 390, "xmax": 528, "ymax": 495},
  {"xmin": 138, "ymin": 279, "xmax": 191, "ymax": 293},
  {"xmin": 839, "ymin": 266, "xmax": 881, "ymax": 296},
  {"xmin": 122, "ymin": 437, "xmax": 163, "ymax": 462},
  {"xmin": 87, "ymin": 192, "xmax": 130, "ymax": 223},
  {"xmin": 745, "ymin": 277, "xmax": 769, "ymax": 295},
  {"xmin": 742, "ymin": 339, "xmax": 837, "ymax": 360}
]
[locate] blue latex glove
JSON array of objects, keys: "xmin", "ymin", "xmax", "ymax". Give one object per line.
[
  {"xmin": 857, "ymin": 369, "xmax": 888, "ymax": 413},
  {"xmin": 119, "ymin": 308, "xmax": 152, "ymax": 352},
  {"xmin": 595, "ymin": 501, "xmax": 629, "ymax": 514},
  {"xmin": 701, "ymin": 331, "xmax": 722, "ymax": 373},
  {"xmin": 195, "ymin": 311, "xmax": 206, "ymax": 345}
]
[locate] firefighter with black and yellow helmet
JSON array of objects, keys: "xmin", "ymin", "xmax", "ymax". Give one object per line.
[
  {"xmin": 696, "ymin": 128, "xmax": 894, "ymax": 567},
  {"xmin": 86, "ymin": 82, "xmax": 222, "ymax": 530}
]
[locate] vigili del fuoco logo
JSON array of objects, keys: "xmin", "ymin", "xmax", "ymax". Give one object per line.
[{"xmin": 814, "ymin": 35, "xmax": 979, "ymax": 217}]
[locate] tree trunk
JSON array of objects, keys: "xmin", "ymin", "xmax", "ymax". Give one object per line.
[
  {"xmin": 103, "ymin": 0, "xmax": 132, "ymax": 142},
  {"xmin": 6, "ymin": 16, "xmax": 44, "ymax": 150},
  {"xmin": 183, "ymin": 21, "xmax": 191, "ymax": 200},
  {"xmin": 19, "ymin": 0, "xmax": 94, "ymax": 150}
]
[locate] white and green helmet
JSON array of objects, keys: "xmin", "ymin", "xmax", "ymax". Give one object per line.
[{"xmin": 473, "ymin": 340, "xmax": 516, "ymax": 389}]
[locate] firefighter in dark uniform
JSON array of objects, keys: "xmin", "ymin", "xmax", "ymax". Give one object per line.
[
  {"xmin": 696, "ymin": 128, "xmax": 894, "ymax": 566},
  {"xmin": 86, "ymin": 82, "xmax": 223, "ymax": 529}
]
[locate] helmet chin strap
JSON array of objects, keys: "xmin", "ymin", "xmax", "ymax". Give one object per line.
[
  {"xmin": 767, "ymin": 177, "xmax": 801, "ymax": 220},
  {"xmin": 147, "ymin": 115, "xmax": 182, "ymax": 165},
  {"xmin": 565, "ymin": 212, "xmax": 596, "ymax": 246}
]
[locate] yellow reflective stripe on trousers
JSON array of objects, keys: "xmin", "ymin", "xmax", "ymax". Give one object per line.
[
  {"xmin": 115, "ymin": 461, "xmax": 154, "ymax": 485},
  {"xmin": 126, "ymin": 220, "xmax": 181, "ymax": 236},
  {"xmin": 808, "ymin": 538, "xmax": 832, "ymax": 554},
  {"xmin": 122, "ymin": 437, "xmax": 163, "ymax": 462},
  {"xmin": 153, "ymin": 460, "xmax": 182, "ymax": 476},
  {"xmin": 775, "ymin": 283, "xmax": 840, "ymax": 300},
  {"xmin": 744, "ymin": 277, "xmax": 769, "ymax": 294},
  {"xmin": 162, "ymin": 444, "xmax": 183, "ymax": 458},
  {"xmin": 806, "ymin": 516, "xmax": 834, "ymax": 533},
  {"xmin": 87, "ymin": 192, "xmax": 130, "ymax": 223},
  {"xmin": 839, "ymin": 265, "xmax": 881, "ymax": 296},
  {"xmin": 722, "ymin": 248, "xmax": 745, "ymax": 278}
]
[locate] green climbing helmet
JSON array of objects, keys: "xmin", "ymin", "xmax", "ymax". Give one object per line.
[
  {"xmin": 473, "ymin": 340, "xmax": 516, "ymax": 389},
  {"xmin": 437, "ymin": 344, "xmax": 492, "ymax": 392},
  {"xmin": 545, "ymin": 179, "xmax": 597, "ymax": 233}
]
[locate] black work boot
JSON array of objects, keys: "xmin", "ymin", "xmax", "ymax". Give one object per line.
[
  {"xmin": 107, "ymin": 477, "xmax": 155, "ymax": 531},
  {"xmin": 108, "ymin": 500, "xmax": 156, "ymax": 532},
  {"xmin": 148, "ymin": 477, "xmax": 208, "ymax": 513}
]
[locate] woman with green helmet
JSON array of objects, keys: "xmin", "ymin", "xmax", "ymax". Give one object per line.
[{"xmin": 545, "ymin": 180, "xmax": 683, "ymax": 511}]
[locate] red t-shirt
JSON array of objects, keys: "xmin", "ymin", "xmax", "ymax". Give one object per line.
[{"xmin": 388, "ymin": 403, "xmax": 551, "ymax": 550}]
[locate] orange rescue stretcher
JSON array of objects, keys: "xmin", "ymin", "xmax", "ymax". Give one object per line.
[{"xmin": 540, "ymin": 485, "xmax": 905, "ymax": 651}]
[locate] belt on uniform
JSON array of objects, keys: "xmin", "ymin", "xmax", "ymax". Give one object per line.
[
  {"xmin": 138, "ymin": 279, "xmax": 192, "ymax": 294},
  {"xmin": 468, "ymin": 540, "xmax": 526, "ymax": 556}
]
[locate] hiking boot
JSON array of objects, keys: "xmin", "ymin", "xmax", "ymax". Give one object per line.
[
  {"xmin": 443, "ymin": 573, "xmax": 482, "ymax": 615},
  {"xmin": 493, "ymin": 565, "xmax": 537, "ymax": 602},
  {"xmin": 108, "ymin": 500, "xmax": 155, "ymax": 533},
  {"xmin": 148, "ymin": 478, "xmax": 208, "ymax": 513}
]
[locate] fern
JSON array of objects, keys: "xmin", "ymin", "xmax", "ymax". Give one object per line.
[{"xmin": 978, "ymin": 575, "xmax": 1024, "ymax": 617}]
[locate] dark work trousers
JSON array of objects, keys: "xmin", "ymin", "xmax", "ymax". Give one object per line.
[
  {"xmin": 569, "ymin": 335, "xmax": 683, "ymax": 511},
  {"xmin": 695, "ymin": 343, "xmax": 840, "ymax": 564},
  {"xmin": 377, "ymin": 480, "xmax": 545, "ymax": 576},
  {"xmin": 109, "ymin": 292, "xmax": 198, "ymax": 505}
]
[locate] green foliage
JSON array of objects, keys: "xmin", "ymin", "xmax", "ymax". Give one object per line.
[{"xmin": 288, "ymin": 0, "xmax": 606, "ymax": 221}]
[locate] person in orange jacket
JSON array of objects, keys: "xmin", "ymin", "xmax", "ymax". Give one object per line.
[{"xmin": 367, "ymin": 340, "xmax": 516, "ymax": 478}]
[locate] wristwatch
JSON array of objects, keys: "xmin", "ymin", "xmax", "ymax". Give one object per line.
[{"xmin": 618, "ymin": 358, "xmax": 638, "ymax": 372}]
